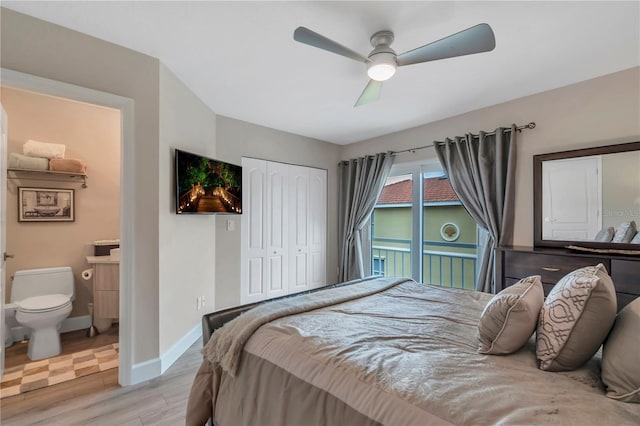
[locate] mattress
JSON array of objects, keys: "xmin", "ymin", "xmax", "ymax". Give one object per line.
[{"xmin": 187, "ymin": 277, "xmax": 640, "ymax": 425}]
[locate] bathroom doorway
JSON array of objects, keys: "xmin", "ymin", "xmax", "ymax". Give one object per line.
[{"xmin": 0, "ymin": 69, "xmax": 135, "ymax": 392}]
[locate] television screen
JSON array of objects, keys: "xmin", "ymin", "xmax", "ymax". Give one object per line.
[{"xmin": 175, "ymin": 149, "xmax": 242, "ymax": 214}]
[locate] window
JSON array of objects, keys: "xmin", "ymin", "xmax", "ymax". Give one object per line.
[
  {"xmin": 372, "ymin": 256, "xmax": 386, "ymax": 276},
  {"xmin": 371, "ymin": 174, "xmax": 413, "ymax": 279},
  {"xmin": 371, "ymin": 166, "xmax": 478, "ymax": 289}
]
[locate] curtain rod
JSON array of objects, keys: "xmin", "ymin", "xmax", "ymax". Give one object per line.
[{"xmin": 393, "ymin": 122, "xmax": 536, "ymax": 155}]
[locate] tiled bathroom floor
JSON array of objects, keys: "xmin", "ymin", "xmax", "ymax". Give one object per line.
[
  {"xmin": 0, "ymin": 342, "xmax": 119, "ymax": 398},
  {"xmin": 4, "ymin": 324, "xmax": 118, "ymax": 369},
  {"xmin": 1, "ymin": 324, "xmax": 119, "ymax": 398}
]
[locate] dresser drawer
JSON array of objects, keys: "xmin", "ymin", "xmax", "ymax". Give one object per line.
[
  {"xmin": 504, "ymin": 276, "xmax": 554, "ymax": 296},
  {"xmin": 503, "ymin": 251, "xmax": 608, "ymax": 285},
  {"xmin": 616, "ymin": 292, "xmax": 638, "ymax": 311},
  {"xmin": 497, "ymin": 247, "xmax": 638, "ymax": 313},
  {"xmin": 611, "ymin": 259, "xmax": 640, "ymax": 295},
  {"xmin": 611, "ymin": 259, "xmax": 640, "ymax": 310}
]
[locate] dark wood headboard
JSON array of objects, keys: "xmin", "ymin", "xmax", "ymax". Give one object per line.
[{"xmin": 201, "ymin": 277, "xmax": 372, "ymax": 345}]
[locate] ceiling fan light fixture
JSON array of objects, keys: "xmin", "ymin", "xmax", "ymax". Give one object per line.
[
  {"xmin": 293, "ymin": 24, "xmax": 496, "ymax": 104},
  {"xmin": 367, "ymin": 52, "xmax": 397, "ymax": 81}
]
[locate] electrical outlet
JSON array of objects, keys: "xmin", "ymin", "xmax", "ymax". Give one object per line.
[{"xmin": 196, "ymin": 296, "xmax": 201, "ymax": 310}]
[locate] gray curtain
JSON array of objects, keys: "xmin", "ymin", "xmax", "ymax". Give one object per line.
[
  {"xmin": 434, "ymin": 125, "xmax": 517, "ymax": 293},
  {"xmin": 338, "ymin": 152, "xmax": 394, "ymax": 281}
]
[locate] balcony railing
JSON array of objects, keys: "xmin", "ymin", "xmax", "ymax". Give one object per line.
[{"xmin": 372, "ymin": 239, "xmax": 477, "ymax": 290}]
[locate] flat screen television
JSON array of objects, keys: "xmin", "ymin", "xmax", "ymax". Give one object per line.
[{"xmin": 175, "ymin": 149, "xmax": 242, "ymax": 214}]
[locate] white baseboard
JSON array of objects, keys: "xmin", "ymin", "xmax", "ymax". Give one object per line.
[
  {"xmin": 129, "ymin": 323, "xmax": 201, "ymax": 385},
  {"xmin": 7, "ymin": 314, "xmax": 200, "ymax": 386},
  {"xmin": 9, "ymin": 315, "xmax": 91, "ymax": 342},
  {"xmin": 130, "ymin": 357, "xmax": 161, "ymax": 386},
  {"xmin": 60, "ymin": 315, "xmax": 92, "ymax": 333},
  {"xmin": 160, "ymin": 322, "xmax": 202, "ymax": 374}
]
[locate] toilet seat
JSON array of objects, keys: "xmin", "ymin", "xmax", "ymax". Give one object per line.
[{"xmin": 17, "ymin": 294, "xmax": 71, "ymax": 313}]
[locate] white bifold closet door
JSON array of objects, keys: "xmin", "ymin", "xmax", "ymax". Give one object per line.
[
  {"xmin": 241, "ymin": 158, "xmax": 326, "ymax": 304},
  {"xmin": 308, "ymin": 167, "xmax": 327, "ymax": 289},
  {"xmin": 289, "ymin": 165, "xmax": 309, "ymax": 293}
]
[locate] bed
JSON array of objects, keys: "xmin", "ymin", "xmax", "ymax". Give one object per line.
[{"xmin": 186, "ymin": 276, "xmax": 640, "ymax": 425}]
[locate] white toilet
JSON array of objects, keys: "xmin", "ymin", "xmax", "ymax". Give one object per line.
[{"xmin": 5, "ymin": 267, "xmax": 75, "ymax": 360}]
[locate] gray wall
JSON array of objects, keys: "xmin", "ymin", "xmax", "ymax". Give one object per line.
[
  {"xmin": 601, "ymin": 150, "xmax": 640, "ymax": 229},
  {"xmin": 214, "ymin": 116, "xmax": 342, "ymax": 310},
  {"xmin": 158, "ymin": 64, "xmax": 217, "ymax": 355},
  {"xmin": 342, "ymin": 67, "xmax": 640, "ymax": 247}
]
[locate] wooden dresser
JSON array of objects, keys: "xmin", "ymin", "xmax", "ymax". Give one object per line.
[{"xmin": 495, "ymin": 246, "xmax": 640, "ymax": 311}]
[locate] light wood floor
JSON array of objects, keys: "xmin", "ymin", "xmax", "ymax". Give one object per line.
[{"xmin": 1, "ymin": 340, "xmax": 203, "ymax": 425}]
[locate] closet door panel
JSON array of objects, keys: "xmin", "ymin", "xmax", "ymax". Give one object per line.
[
  {"xmin": 289, "ymin": 166, "xmax": 309, "ymax": 291},
  {"xmin": 241, "ymin": 158, "xmax": 268, "ymax": 304},
  {"xmin": 267, "ymin": 162, "xmax": 289, "ymax": 298},
  {"xmin": 293, "ymin": 253, "xmax": 307, "ymax": 288},
  {"xmin": 269, "ymin": 257, "xmax": 283, "ymax": 292},
  {"xmin": 247, "ymin": 165, "xmax": 266, "ymax": 250},
  {"xmin": 308, "ymin": 168, "xmax": 327, "ymax": 288},
  {"xmin": 294, "ymin": 174, "xmax": 308, "ymax": 247},
  {"xmin": 248, "ymin": 258, "xmax": 264, "ymax": 296}
]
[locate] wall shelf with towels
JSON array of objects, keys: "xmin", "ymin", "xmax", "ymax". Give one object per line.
[{"xmin": 7, "ymin": 168, "xmax": 88, "ymax": 188}]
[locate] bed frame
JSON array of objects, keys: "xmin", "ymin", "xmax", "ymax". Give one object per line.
[{"xmin": 201, "ymin": 277, "xmax": 370, "ymax": 345}]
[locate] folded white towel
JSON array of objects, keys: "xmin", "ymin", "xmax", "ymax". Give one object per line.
[
  {"xmin": 8, "ymin": 152, "xmax": 49, "ymax": 170},
  {"xmin": 23, "ymin": 139, "xmax": 66, "ymax": 159}
]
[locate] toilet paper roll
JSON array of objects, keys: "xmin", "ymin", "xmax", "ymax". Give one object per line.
[{"xmin": 82, "ymin": 268, "xmax": 94, "ymax": 281}]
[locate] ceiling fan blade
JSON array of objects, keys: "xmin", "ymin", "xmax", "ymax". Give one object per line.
[
  {"xmin": 354, "ymin": 80, "xmax": 383, "ymax": 107},
  {"xmin": 294, "ymin": 27, "xmax": 370, "ymax": 63},
  {"xmin": 396, "ymin": 23, "xmax": 496, "ymax": 67}
]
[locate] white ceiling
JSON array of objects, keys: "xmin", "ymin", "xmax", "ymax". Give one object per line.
[{"xmin": 3, "ymin": 1, "xmax": 639, "ymax": 145}]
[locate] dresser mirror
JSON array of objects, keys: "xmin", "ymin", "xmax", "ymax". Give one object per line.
[{"xmin": 533, "ymin": 141, "xmax": 640, "ymax": 250}]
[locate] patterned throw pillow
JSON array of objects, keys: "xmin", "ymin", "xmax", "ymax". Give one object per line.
[
  {"xmin": 477, "ymin": 276, "xmax": 544, "ymax": 355},
  {"xmin": 536, "ymin": 264, "xmax": 617, "ymax": 371},
  {"xmin": 602, "ymin": 297, "xmax": 640, "ymax": 403}
]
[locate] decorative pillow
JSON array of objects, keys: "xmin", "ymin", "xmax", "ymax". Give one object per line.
[
  {"xmin": 602, "ymin": 297, "xmax": 640, "ymax": 403},
  {"xmin": 536, "ymin": 264, "xmax": 617, "ymax": 371},
  {"xmin": 477, "ymin": 276, "xmax": 544, "ymax": 355},
  {"xmin": 594, "ymin": 227, "xmax": 615, "ymax": 242},
  {"xmin": 612, "ymin": 221, "xmax": 637, "ymax": 243},
  {"xmin": 631, "ymin": 232, "xmax": 640, "ymax": 244}
]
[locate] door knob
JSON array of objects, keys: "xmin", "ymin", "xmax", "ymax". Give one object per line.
[{"xmin": 4, "ymin": 252, "xmax": 14, "ymax": 261}]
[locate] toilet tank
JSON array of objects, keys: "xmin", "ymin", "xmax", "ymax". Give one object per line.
[{"xmin": 11, "ymin": 267, "xmax": 75, "ymax": 302}]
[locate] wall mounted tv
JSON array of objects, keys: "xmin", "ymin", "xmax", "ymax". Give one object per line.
[{"xmin": 175, "ymin": 149, "xmax": 242, "ymax": 214}]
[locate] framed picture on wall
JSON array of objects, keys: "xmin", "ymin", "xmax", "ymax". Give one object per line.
[{"xmin": 18, "ymin": 187, "xmax": 75, "ymax": 222}]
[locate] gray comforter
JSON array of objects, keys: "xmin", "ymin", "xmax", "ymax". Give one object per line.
[{"xmin": 187, "ymin": 277, "xmax": 640, "ymax": 425}]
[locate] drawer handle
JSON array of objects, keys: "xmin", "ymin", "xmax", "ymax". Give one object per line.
[{"xmin": 541, "ymin": 267, "xmax": 560, "ymax": 272}]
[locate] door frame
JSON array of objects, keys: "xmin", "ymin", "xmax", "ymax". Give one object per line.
[
  {"xmin": 1, "ymin": 104, "xmax": 7, "ymax": 377},
  {"xmin": 1, "ymin": 68, "xmax": 135, "ymax": 386}
]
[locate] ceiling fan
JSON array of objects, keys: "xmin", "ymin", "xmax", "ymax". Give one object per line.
[{"xmin": 293, "ymin": 23, "xmax": 496, "ymax": 107}]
